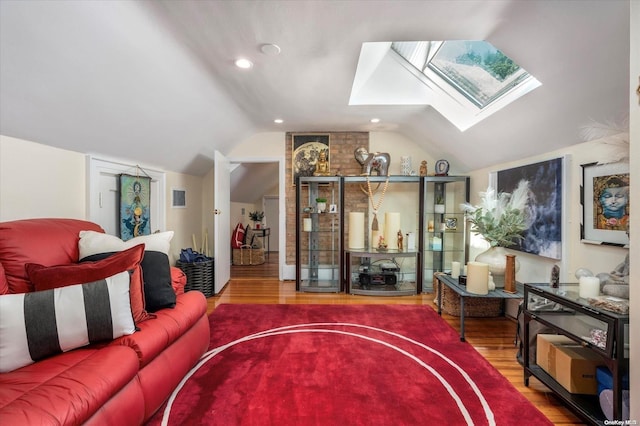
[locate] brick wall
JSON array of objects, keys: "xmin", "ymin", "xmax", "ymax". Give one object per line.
[{"xmin": 285, "ymin": 132, "xmax": 369, "ymax": 264}]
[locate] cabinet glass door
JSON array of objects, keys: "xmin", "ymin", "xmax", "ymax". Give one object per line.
[
  {"xmin": 423, "ymin": 177, "xmax": 470, "ymax": 291},
  {"xmin": 342, "ymin": 175, "xmax": 422, "ymax": 295},
  {"xmin": 296, "ymin": 177, "xmax": 341, "ymax": 292}
]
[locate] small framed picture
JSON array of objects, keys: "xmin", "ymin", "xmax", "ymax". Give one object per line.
[
  {"xmin": 445, "ymin": 217, "xmax": 458, "ymax": 231},
  {"xmin": 329, "ymin": 204, "xmax": 338, "ymax": 213}
]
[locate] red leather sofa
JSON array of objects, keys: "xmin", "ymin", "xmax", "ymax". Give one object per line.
[{"xmin": 0, "ymin": 218, "xmax": 210, "ymax": 425}]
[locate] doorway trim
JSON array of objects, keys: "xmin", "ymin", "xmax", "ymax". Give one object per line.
[{"xmin": 228, "ymin": 156, "xmax": 285, "ymax": 280}]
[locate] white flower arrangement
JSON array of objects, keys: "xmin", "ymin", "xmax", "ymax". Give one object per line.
[{"xmin": 461, "ymin": 180, "xmax": 530, "ymax": 247}]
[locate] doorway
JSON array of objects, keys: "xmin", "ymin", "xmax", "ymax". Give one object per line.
[{"xmin": 228, "ymin": 157, "xmax": 284, "ymax": 279}]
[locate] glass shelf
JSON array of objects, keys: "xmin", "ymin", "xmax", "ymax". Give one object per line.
[{"xmin": 346, "ymin": 250, "xmax": 418, "ymax": 296}]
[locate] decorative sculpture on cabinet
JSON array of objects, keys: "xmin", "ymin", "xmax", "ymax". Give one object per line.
[{"xmin": 354, "ymin": 147, "xmax": 390, "ymax": 176}]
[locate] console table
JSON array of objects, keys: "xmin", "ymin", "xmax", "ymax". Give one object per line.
[{"xmin": 435, "ymin": 273, "xmax": 523, "ymax": 341}]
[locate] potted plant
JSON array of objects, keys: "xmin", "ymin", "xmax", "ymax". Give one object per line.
[
  {"xmin": 315, "ymin": 197, "xmax": 327, "ymax": 213},
  {"xmin": 248, "ymin": 211, "xmax": 264, "ymax": 228},
  {"xmin": 460, "ymin": 180, "xmax": 530, "ymax": 286}
]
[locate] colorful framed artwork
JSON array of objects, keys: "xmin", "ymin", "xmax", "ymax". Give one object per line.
[
  {"xmin": 497, "ymin": 157, "xmax": 563, "ymax": 259},
  {"xmin": 292, "ymin": 133, "xmax": 330, "ymax": 185},
  {"xmin": 581, "ymin": 162, "xmax": 629, "ymax": 246},
  {"xmin": 119, "ymin": 174, "xmax": 151, "ymax": 240}
]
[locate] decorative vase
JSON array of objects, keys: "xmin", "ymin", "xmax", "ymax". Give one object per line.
[
  {"xmin": 504, "ymin": 254, "xmax": 517, "ymax": 293},
  {"xmin": 316, "ymin": 202, "xmax": 326, "ymax": 213},
  {"xmin": 475, "ymin": 246, "xmax": 519, "ymax": 288},
  {"xmin": 434, "ymin": 204, "xmax": 445, "ymax": 214}
]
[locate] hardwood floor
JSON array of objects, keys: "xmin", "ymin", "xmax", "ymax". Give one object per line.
[{"xmin": 212, "ymin": 254, "xmax": 585, "ymax": 425}]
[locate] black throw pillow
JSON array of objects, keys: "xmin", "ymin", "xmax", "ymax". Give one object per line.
[{"xmin": 81, "ymin": 250, "xmax": 176, "ymax": 312}]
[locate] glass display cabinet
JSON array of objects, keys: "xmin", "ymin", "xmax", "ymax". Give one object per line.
[
  {"xmin": 422, "ymin": 176, "xmax": 470, "ymax": 291},
  {"xmin": 523, "ymin": 283, "xmax": 629, "ymax": 424},
  {"xmin": 342, "ymin": 175, "xmax": 422, "ymax": 295},
  {"xmin": 295, "ymin": 176, "xmax": 342, "ymax": 292},
  {"xmin": 295, "ymin": 175, "xmax": 469, "ymax": 295}
]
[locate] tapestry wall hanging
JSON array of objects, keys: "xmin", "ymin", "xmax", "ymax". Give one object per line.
[
  {"xmin": 119, "ymin": 174, "xmax": 151, "ymax": 240},
  {"xmin": 581, "ymin": 161, "xmax": 629, "ymax": 246},
  {"xmin": 497, "ymin": 157, "xmax": 563, "ymax": 259},
  {"xmin": 291, "ymin": 133, "xmax": 330, "ymax": 185}
]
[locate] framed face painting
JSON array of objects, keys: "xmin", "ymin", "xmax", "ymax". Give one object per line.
[{"xmin": 581, "ymin": 162, "xmax": 629, "ymax": 246}]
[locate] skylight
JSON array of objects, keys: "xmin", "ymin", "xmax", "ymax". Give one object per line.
[
  {"xmin": 391, "ymin": 41, "xmax": 532, "ymax": 109},
  {"xmin": 349, "ymin": 40, "xmax": 541, "ymax": 131}
]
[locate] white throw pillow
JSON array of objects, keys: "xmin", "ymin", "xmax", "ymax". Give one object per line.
[
  {"xmin": 0, "ymin": 271, "xmax": 135, "ymax": 373},
  {"xmin": 78, "ymin": 230, "xmax": 174, "ymax": 258}
]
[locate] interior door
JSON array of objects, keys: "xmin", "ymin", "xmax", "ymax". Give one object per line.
[{"xmin": 214, "ymin": 151, "xmax": 231, "ymax": 294}]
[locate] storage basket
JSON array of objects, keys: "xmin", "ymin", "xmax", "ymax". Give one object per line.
[
  {"xmin": 232, "ymin": 246, "xmax": 265, "ymax": 265},
  {"xmin": 176, "ymin": 259, "xmax": 214, "ymax": 297},
  {"xmin": 433, "ymin": 273, "xmax": 502, "ymax": 317}
]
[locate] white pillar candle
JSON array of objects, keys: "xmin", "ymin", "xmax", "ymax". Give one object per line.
[
  {"xmin": 467, "ymin": 261, "xmax": 489, "ymax": 295},
  {"xmin": 348, "ymin": 212, "xmax": 365, "ymax": 249},
  {"xmin": 451, "ymin": 261, "xmax": 461, "ymax": 279},
  {"xmin": 303, "ymin": 218, "xmax": 312, "ymax": 232},
  {"xmin": 384, "ymin": 212, "xmax": 401, "ymax": 250},
  {"xmin": 579, "ymin": 276, "xmax": 600, "ymax": 298}
]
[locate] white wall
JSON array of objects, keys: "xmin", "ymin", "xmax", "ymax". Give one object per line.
[
  {"xmin": 468, "ymin": 139, "xmax": 629, "ymax": 285},
  {"xmin": 0, "ymin": 135, "xmax": 86, "ymax": 221},
  {"xmin": 0, "ymin": 134, "xmax": 208, "ymax": 265},
  {"xmin": 228, "ymin": 132, "xmax": 285, "ymax": 157},
  {"xmin": 628, "ymin": 1, "xmax": 638, "ymax": 420},
  {"xmin": 165, "ymin": 170, "xmax": 204, "ymax": 261},
  {"xmin": 202, "ymin": 167, "xmax": 214, "ymax": 257},
  {"xmin": 370, "ymin": 132, "xmax": 438, "ymax": 176},
  {"xmin": 230, "ymin": 202, "xmax": 258, "ymax": 228}
]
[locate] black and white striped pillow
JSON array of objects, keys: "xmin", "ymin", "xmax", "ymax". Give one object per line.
[{"xmin": 0, "ymin": 271, "xmax": 135, "ymax": 373}]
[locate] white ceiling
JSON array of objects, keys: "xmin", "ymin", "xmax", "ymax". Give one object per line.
[{"xmin": 0, "ymin": 0, "xmax": 630, "ymax": 187}]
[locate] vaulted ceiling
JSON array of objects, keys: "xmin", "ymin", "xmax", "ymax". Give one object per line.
[{"xmin": 0, "ymin": 0, "xmax": 630, "ymax": 181}]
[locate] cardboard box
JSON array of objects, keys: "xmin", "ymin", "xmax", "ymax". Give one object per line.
[{"xmin": 536, "ymin": 334, "xmax": 603, "ymax": 395}]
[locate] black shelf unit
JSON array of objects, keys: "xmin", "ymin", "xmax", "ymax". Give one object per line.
[{"xmin": 523, "ymin": 283, "xmax": 629, "ymax": 424}]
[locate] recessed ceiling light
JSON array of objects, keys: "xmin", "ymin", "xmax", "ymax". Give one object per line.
[
  {"xmin": 274, "ymin": 119, "xmax": 284, "ymax": 124},
  {"xmin": 235, "ymin": 58, "xmax": 253, "ymax": 69},
  {"xmin": 370, "ymin": 118, "xmax": 380, "ymax": 123},
  {"xmin": 261, "ymin": 43, "xmax": 281, "ymax": 56}
]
